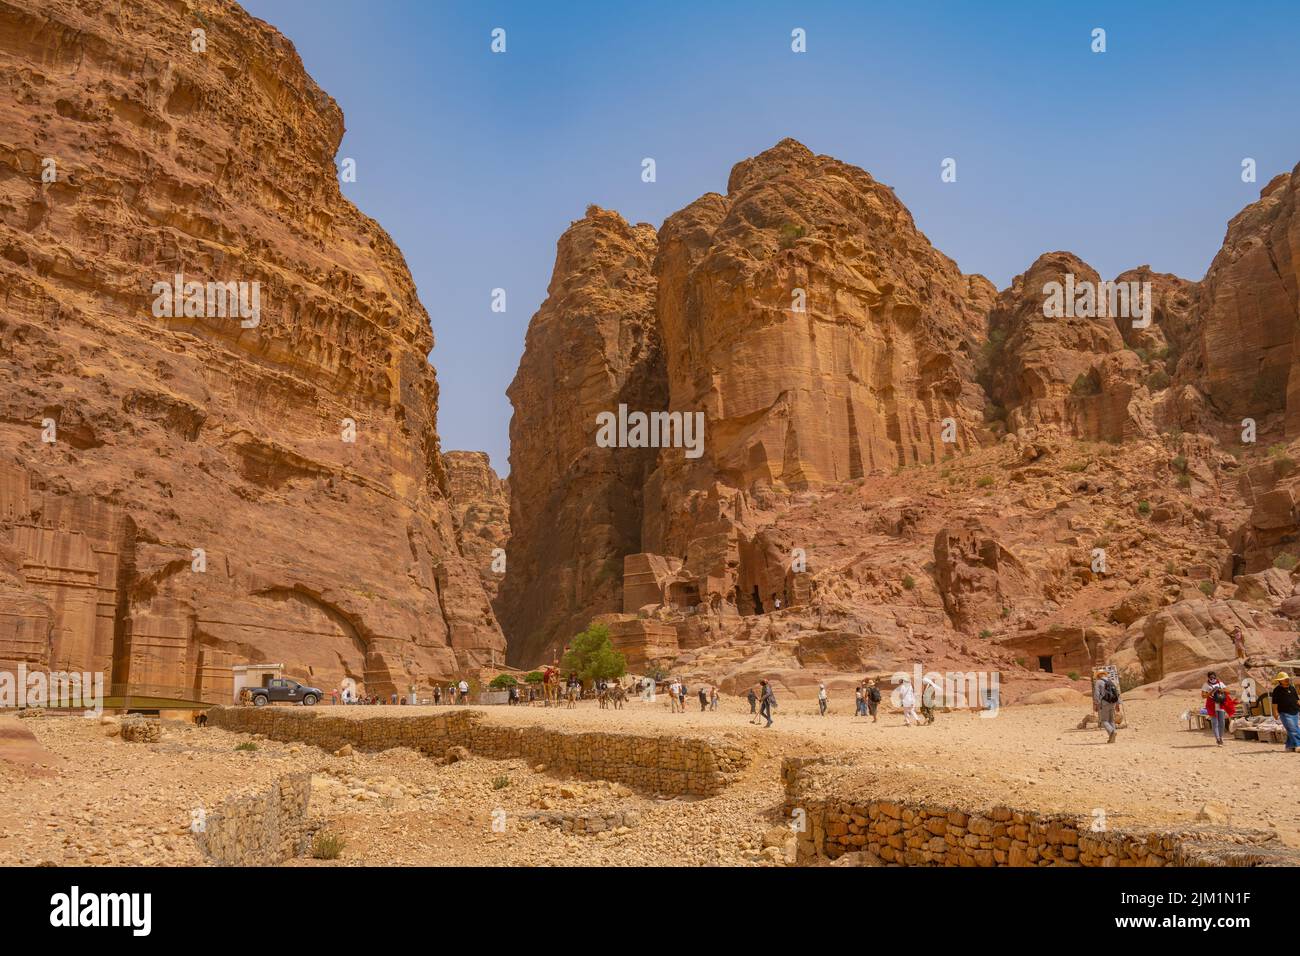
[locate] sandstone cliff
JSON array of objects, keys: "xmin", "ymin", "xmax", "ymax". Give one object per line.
[
  {"xmin": 498, "ymin": 207, "xmax": 664, "ymax": 665},
  {"xmin": 442, "ymin": 451, "xmax": 510, "ymax": 607},
  {"xmin": 1177, "ymin": 166, "xmax": 1300, "ymax": 438},
  {"xmin": 499, "ymin": 139, "xmax": 1300, "ymax": 699},
  {"xmin": 0, "ymin": 0, "xmax": 503, "ymax": 698}
]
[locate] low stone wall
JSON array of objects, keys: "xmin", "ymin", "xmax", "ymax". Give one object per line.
[
  {"xmin": 782, "ymin": 757, "xmax": 1298, "ymax": 867},
  {"xmin": 192, "ymin": 773, "xmax": 311, "ymax": 866},
  {"xmin": 206, "ymin": 707, "xmax": 749, "ymax": 796}
]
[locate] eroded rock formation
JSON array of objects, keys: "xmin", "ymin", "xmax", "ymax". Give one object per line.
[
  {"xmin": 0, "ymin": 0, "xmax": 503, "ymax": 697},
  {"xmin": 442, "ymin": 451, "xmax": 510, "ymax": 606},
  {"xmin": 498, "ymin": 207, "xmax": 665, "ymax": 665},
  {"xmin": 1184, "ymin": 167, "xmax": 1300, "ymax": 434},
  {"xmin": 499, "ymin": 140, "xmax": 1300, "ymax": 696}
]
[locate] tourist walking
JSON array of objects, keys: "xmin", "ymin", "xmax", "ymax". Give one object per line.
[
  {"xmin": 759, "ymin": 679, "xmax": 776, "ymax": 728},
  {"xmin": 920, "ymin": 675, "xmax": 941, "ymax": 724},
  {"xmin": 678, "ymin": 682, "xmax": 688, "ymax": 712},
  {"xmin": 710, "ymin": 686, "xmax": 719, "ymax": 711},
  {"xmin": 898, "ymin": 679, "xmax": 922, "ymax": 726},
  {"xmin": 1231, "ymin": 625, "xmax": 1246, "ymax": 661},
  {"xmin": 854, "ymin": 685, "xmax": 866, "ymax": 717},
  {"xmin": 458, "ymin": 679, "xmax": 469, "ymax": 704},
  {"xmin": 669, "ymin": 680, "xmax": 681, "ymax": 713},
  {"xmin": 747, "ymin": 686, "xmax": 758, "ymax": 721},
  {"xmin": 1272, "ymin": 672, "xmax": 1300, "ymax": 752},
  {"xmin": 867, "ymin": 680, "xmax": 881, "ymax": 722},
  {"xmin": 1092, "ymin": 667, "xmax": 1121, "ymax": 743},
  {"xmin": 817, "ymin": 682, "xmax": 828, "ymax": 717},
  {"xmin": 1201, "ymin": 671, "xmax": 1234, "ymax": 745},
  {"xmin": 698, "ymin": 686, "xmax": 709, "ymax": 712}
]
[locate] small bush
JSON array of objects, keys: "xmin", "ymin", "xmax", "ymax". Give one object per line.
[
  {"xmin": 491, "ymin": 775, "xmax": 510, "ymax": 791},
  {"xmin": 1170, "ymin": 455, "xmax": 1188, "ymax": 473},
  {"xmin": 1176, "ymin": 473, "xmax": 1191, "ymax": 488},
  {"xmin": 1137, "ymin": 500, "xmax": 1151, "ymax": 516},
  {"xmin": 235, "ymin": 741, "xmax": 258, "ymax": 752},
  {"xmin": 311, "ymin": 831, "xmax": 346, "ymax": 860},
  {"xmin": 1273, "ymin": 553, "xmax": 1298, "ymax": 571},
  {"xmin": 777, "ymin": 222, "xmax": 806, "ymax": 249},
  {"xmin": 1145, "ymin": 368, "xmax": 1171, "ymax": 390},
  {"xmin": 1070, "ymin": 373, "xmax": 1101, "ymax": 397},
  {"xmin": 1064, "ymin": 462, "xmax": 1086, "ymax": 473},
  {"xmin": 1199, "ymin": 580, "xmax": 1216, "ymax": 597},
  {"xmin": 976, "ymin": 476, "xmax": 994, "ymax": 488},
  {"xmin": 978, "ymin": 629, "xmax": 993, "ymax": 640},
  {"xmin": 902, "ymin": 574, "xmax": 916, "ymax": 591},
  {"xmin": 1067, "ymin": 671, "xmax": 1080, "ymax": 681}
]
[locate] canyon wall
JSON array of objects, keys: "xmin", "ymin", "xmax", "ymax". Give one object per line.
[
  {"xmin": 0, "ymin": 0, "xmax": 503, "ymax": 696},
  {"xmin": 499, "ymin": 142, "xmax": 1300, "ymax": 681},
  {"xmin": 442, "ymin": 451, "xmax": 509, "ymax": 609},
  {"xmin": 498, "ymin": 207, "xmax": 664, "ymax": 665}
]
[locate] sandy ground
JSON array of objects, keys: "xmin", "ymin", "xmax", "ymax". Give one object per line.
[{"xmin": 0, "ymin": 692, "xmax": 1295, "ymax": 867}]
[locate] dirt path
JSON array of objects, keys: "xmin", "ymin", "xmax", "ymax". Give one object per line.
[{"xmin": 1, "ymin": 693, "xmax": 1293, "ymax": 867}]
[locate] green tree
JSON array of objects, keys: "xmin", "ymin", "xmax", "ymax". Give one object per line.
[
  {"xmin": 489, "ymin": 674, "xmax": 518, "ymax": 689},
  {"xmin": 560, "ymin": 623, "xmax": 626, "ymax": 684}
]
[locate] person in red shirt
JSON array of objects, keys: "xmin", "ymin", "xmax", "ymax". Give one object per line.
[{"xmin": 1201, "ymin": 671, "xmax": 1236, "ymax": 746}]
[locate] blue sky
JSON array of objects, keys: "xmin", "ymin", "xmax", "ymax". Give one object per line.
[{"xmin": 239, "ymin": 0, "xmax": 1300, "ymax": 476}]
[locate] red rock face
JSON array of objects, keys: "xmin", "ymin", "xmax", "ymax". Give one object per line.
[
  {"xmin": 985, "ymin": 252, "xmax": 1146, "ymax": 442},
  {"xmin": 498, "ymin": 207, "xmax": 665, "ymax": 666},
  {"xmin": 1190, "ymin": 167, "xmax": 1300, "ymax": 434},
  {"xmin": 0, "ymin": 0, "xmax": 502, "ymax": 697},
  {"xmin": 442, "ymin": 451, "xmax": 510, "ymax": 607}
]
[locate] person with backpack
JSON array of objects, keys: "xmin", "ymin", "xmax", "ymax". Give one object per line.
[
  {"xmin": 1093, "ymin": 667, "xmax": 1121, "ymax": 743},
  {"xmin": 1271, "ymin": 672, "xmax": 1300, "ymax": 752},
  {"xmin": 867, "ymin": 680, "xmax": 881, "ymax": 723},
  {"xmin": 1201, "ymin": 671, "xmax": 1235, "ymax": 745},
  {"xmin": 759, "ymin": 679, "xmax": 776, "ymax": 728}
]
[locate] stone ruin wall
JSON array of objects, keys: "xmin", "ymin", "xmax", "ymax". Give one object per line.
[
  {"xmin": 191, "ymin": 773, "xmax": 312, "ymax": 867},
  {"xmin": 782, "ymin": 757, "xmax": 1298, "ymax": 867},
  {"xmin": 206, "ymin": 707, "xmax": 749, "ymax": 797}
]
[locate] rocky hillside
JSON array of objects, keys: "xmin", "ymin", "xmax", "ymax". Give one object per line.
[
  {"xmin": 502, "ymin": 138, "xmax": 1300, "ymax": 700},
  {"xmin": 0, "ymin": 0, "xmax": 503, "ymax": 696}
]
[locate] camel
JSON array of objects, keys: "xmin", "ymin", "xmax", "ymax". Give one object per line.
[{"xmin": 542, "ymin": 666, "xmax": 560, "ymax": 707}]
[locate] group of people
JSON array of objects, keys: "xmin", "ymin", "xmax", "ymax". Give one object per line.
[
  {"xmin": 1198, "ymin": 668, "xmax": 1300, "ymax": 750},
  {"xmin": 666, "ymin": 679, "xmax": 720, "ymax": 713},
  {"xmin": 329, "ymin": 680, "xmax": 471, "ymax": 706}
]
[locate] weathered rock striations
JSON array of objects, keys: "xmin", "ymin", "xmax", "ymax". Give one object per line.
[
  {"xmin": 0, "ymin": 0, "xmax": 503, "ymax": 696},
  {"xmin": 442, "ymin": 451, "xmax": 510, "ymax": 609},
  {"xmin": 984, "ymin": 252, "xmax": 1146, "ymax": 442},
  {"xmin": 646, "ymin": 138, "xmax": 991, "ymax": 531},
  {"xmin": 499, "ymin": 207, "xmax": 665, "ymax": 665},
  {"xmin": 499, "ymin": 141, "xmax": 1300, "ymax": 690},
  {"xmin": 1182, "ymin": 167, "xmax": 1300, "ymax": 436}
]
